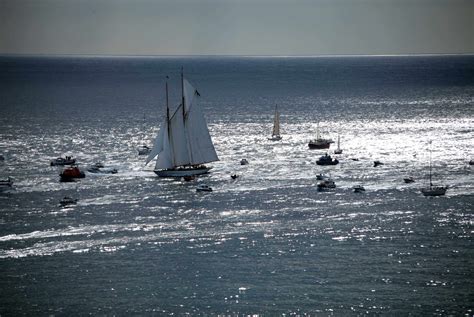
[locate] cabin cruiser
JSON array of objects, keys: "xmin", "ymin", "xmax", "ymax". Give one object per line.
[
  {"xmin": 51, "ymin": 156, "xmax": 76, "ymax": 166},
  {"xmin": 316, "ymin": 153, "xmax": 339, "ymax": 166},
  {"xmin": 87, "ymin": 162, "xmax": 118, "ymax": 174},
  {"xmin": 60, "ymin": 166, "xmax": 85, "ymax": 182},
  {"xmin": 196, "ymin": 184, "xmax": 213, "ymax": 192},
  {"xmin": 353, "ymin": 185, "xmax": 365, "ymax": 193}
]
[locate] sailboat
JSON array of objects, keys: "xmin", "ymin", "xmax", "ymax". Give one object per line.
[
  {"xmin": 308, "ymin": 123, "xmax": 334, "ymax": 149},
  {"xmin": 334, "ymin": 134, "xmax": 342, "ymax": 154},
  {"xmin": 421, "ymin": 141, "xmax": 447, "ymax": 196},
  {"xmin": 268, "ymin": 105, "xmax": 282, "ymax": 141},
  {"xmin": 145, "ymin": 71, "xmax": 219, "ymax": 177}
]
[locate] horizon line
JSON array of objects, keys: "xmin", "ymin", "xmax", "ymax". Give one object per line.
[{"xmin": 1, "ymin": 52, "xmax": 473, "ymax": 59}]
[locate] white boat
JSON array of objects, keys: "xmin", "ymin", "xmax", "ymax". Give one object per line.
[
  {"xmin": 308, "ymin": 123, "xmax": 334, "ymax": 149},
  {"xmin": 268, "ymin": 105, "xmax": 282, "ymax": 141},
  {"xmin": 196, "ymin": 184, "xmax": 213, "ymax": 192},
  {"xmin": 334, "ymin": 134, "xmax": 343, "ymax": 154},
  {"xmin": 146, "ymin": 71, "xmax": 219, "ymax": 177},
  {"xmin": 421, "ymin": 141, "xmax": 447, "ymax": 197}
]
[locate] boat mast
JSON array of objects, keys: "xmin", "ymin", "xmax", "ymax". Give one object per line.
[
  {"xmin": 181, "ymin": 67, "xmax": 185, "ymax": 120},
  {"xmin": 166, "ymin": 76, "xmax": 170, "ymax": 132},
  {"xmin": 429, "ymin": 141, "xmax": 433, "ymax": 188}
]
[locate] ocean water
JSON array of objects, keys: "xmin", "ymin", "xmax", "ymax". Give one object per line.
[{"xmin": 0, "ymin": 55, "xmax": 473, "ymax": 315}]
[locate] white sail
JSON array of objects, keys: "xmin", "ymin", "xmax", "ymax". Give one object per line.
[
  {"xmin": 272, "ymin": 106, "xmax": 280, "ymax": 136},
  {"xmin": 145, "ymin": 118, "xmax": 166, "ymax": 165},
  {"xmin": 147, "ymin": 75, "xmax": 218, "ymax": 172},
  {"xmin": 168, "ymin": 104, "xmax": 192, "ymax": 166},
  {"xmin": 183, "ymin": 79, "xmax": 219, "ymax": 164}
]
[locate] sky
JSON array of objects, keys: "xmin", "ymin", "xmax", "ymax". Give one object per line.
[{"xmin": 0, "ymin": 0, "xmax": 473, "ymax": 56}]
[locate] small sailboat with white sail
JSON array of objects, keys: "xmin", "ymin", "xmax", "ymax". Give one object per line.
[
  {"xmin": 268, "ymin": 105, "xmax": 282, "ymax": 141},
  {"xmin": 334, "ymin": 134, "xmax": 343, "ymax": 154},
  {"xmin": 421, "ymin": 141, "xmax": 447, "ymax": 197},
  {"xmin": 145, "ymin": 71, "xmax": 219, "ymax": 177}
]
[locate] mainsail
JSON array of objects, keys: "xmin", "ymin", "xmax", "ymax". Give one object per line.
[
  {"xmin": 272, "ymin": 105, "xmax": 280, "ymax": 137},
  {"xmin": 146, "ymin": 73, "xmax": 219, "ymax": 172}
]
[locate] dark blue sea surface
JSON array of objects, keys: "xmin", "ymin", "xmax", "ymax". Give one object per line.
[{"xmin": 0, "ymin": 55, "xmax": 473, "ymax": 315}]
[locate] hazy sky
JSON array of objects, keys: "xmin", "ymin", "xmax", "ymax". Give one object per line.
[{"xmin": 0, "ymin": 0, "xmax": 473, "ymax": 55}]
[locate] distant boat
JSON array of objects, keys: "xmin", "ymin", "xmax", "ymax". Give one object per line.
[
  {"xmin": 60, "ymin": 166, "xmax": 85, "ymax": 182},
  {"xmin": 231, "ymin": 174, "xmax": 239, "ymax": 179},
  {"xmin": 196, "ymin": 184, "xmax": 213, "ymax": 192},
  {"xmin": 0, "ymin": 177, "xmax": 13, "ymax": 191},
  {"xmin": 240, "ymin": 159, "xmax": 249, "ymax": 165},
  {"xmin": 334, "ymin": 134, "xmax": 343, "ymax": 154},
  {"xmin": 373, "ymin": 160, "xmax": 384, "ymax": 167},
  {"xmin": 316, "ymin": 153, "xmax": 339, "ymax": 166},
  {"xmin": 145, "ymin": 71, "xmax": 219, "ymax": 177},
  {"xmin": 137, "ymin": 145, "xmax": 151, "ymax": 155},
  {"xmin": 308, "ymin": 123, "xmax": 334, "ymax": 149},
  {"xmin": 60, "ymin": 196, "xmax": 78, "ymax": 207},
  {"xmin": 353, "ymin": 185, "xmax": 365, "ymax": 193},
  {"xmin": 87, "ymin": 162, "xmax": 118, "ymax": 174},
  {"xmin": 317, "ymin": 178, "xmax": 336, "ymax": 190},
  {"xmin": 50, "ymin": 156, "xmax": 76, "ymax": 166},
  {"xmin": 268, "ymin": 105, "xmax": 282, "ymax": 141},
  {"xmin": 421, "ymin": 141, "xmax": 447, "ymax": 197},
  {"xmin": 403, "ymin": 176, "xmax": 415, "ymax": 183}
]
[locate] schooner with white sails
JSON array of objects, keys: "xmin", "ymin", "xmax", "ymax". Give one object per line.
[{"xmin": 145, "ymin": 70, "xmax": 219, "ymax": 177}]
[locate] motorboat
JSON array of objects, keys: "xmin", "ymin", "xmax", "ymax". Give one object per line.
[
  {"xmin": 137, "ymin": 145, "xmax": 151, "ymax": 155},
  {"xmin": 50, "ymin": 156, "xmax": 76, "ymax": 166},
  {"xmin": 316, "ymin": 173, "xmax": 328, "ymax": 180},
  {"xmin": 231, "ymin": 174, "xmax": 239, "ymax": 179},
  {"xmin": 317, "ymin": 178, "xmax": 336, "ymax": 190},
  {"xmin": 308, "ymin": 123, "xmax": 334, "ymax": 149},
  {"xmin": 196, "ymin": 184, "xmax": 213, "ymax": 192},
  {"xmin": 403, "ymin": 176, "xmax": 415, "ymax": 183},
  {"xmin": 87, "ymin": 162, "xmax": 118, "ymax": 174},
  {"xmin": 60, "ymin": 196, "xmax": 78, "ymax": 207},
  {"xmin": 60, "ymin": 166, "xmax": 85, "ymax": 182},
  {"xmin": 316, "ymin": 153, "xmax": 339, "ymax": 166},
  {"xmin": 353, "ymin": 185, "xmax": 365, "ymax": 193},
  {"xmin": 240, "ymin": 159, "xmax": 249, "ymax": 165},
  {"xmin": 469, "ymin": 160, "xmax": 474, "ymax": 166}
]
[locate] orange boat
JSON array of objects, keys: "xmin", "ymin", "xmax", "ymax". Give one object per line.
[{"xmin": 60, "ymin": 166, "xmax": 85, "ymax": 181}]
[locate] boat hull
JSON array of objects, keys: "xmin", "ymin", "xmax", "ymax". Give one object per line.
[
  {"xmin": 421, "ymin": 187, "xmax": 447, "ymax": 196},
  {"xmin": 154, "ymin": 166, "xmax": 212, "ymax": 177},
  {"xmin": 308, "ymin": 143, "xmax": 330, "ymax": 149}
]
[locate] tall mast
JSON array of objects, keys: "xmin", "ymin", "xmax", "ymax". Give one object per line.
[
  {"xmin": 181, "ymin": 67, "xmax": 185, "ymax": 120},
  {"xmin": 429, "ymin": 141, "xmax": 432, "ymax": 188}
]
